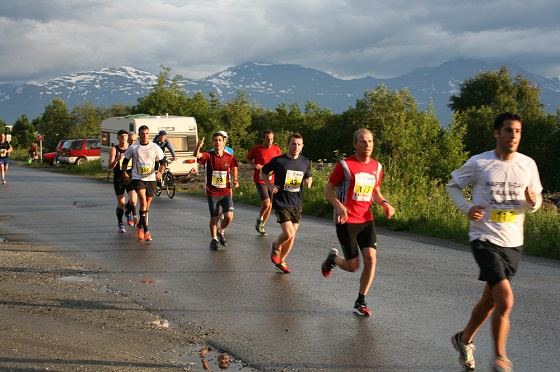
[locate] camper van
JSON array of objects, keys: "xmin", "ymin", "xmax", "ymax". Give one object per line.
[{"xmin": 100, "ymin": 114, "xmax": 199, "ymax": 176}]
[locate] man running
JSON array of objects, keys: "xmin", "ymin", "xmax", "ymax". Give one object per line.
[
  {"xmin": 321, "ymin": 128, "xmax": 395, "ymax": 316},
  {"xmin": 246, "ymin": 129, "xmax": 282, "ymax": 235},
  {"xmin": 108, "ymin": 129, "xmax": 138, "ymax": 233},
  {"xmin": 261, "ymin": 133, "xmax": 312, "ymax": 273},
  {"xmin": 0, "ymin": 133, "xmax": 13, "ymax": 185},
  {"xmin": 194, "ymin": 132, "xmax": 239, "ymax": 251},
  {"xmin": 122, "ymin": 125, "xmax": 167, "ymax": 242},
  {"xmin": 446, "ymin": 112, "xmax": 542, "ymax": 371}
]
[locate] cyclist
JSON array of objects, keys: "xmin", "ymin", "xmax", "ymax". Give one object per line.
[{"xmin": 153, "ymin": 130, "xmax": 176, "ymax": 190}]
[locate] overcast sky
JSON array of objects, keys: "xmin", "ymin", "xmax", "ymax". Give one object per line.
[{"xmin": 1, "ymin": 0, "xmax": 559, "ymax": 83}]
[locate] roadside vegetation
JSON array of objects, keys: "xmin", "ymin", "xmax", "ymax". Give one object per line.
[{"xmin": 5, "ymin": 65, "xmax": 560, "ymax": 260}]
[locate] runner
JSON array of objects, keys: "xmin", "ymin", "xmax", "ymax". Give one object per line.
[
  {"xmin": 107, "ymin": 129, "xmax": 138, "ymax": 233},
  {"xmin": 122, "ymin": 125, "xmax": 167, "ymax": 242},
  {"xmin": 321, "ymin": 128, "xmax": 395, "ymax": 316},
  {"xmin": 260, "ymin": 133, "xmax": 312, "ymax": 273},
  {"xmin": 246, "ymin": 129, "xmax": 282, "ymax": 235},
  {"xmin": 446, "ymin": 112, "xmax": 542, "ymax": 371},
  {"xmin": 0, "ymin": 133, "xmax": 13, "ymax": 185},
  {"xmin": 194, "ymin": 132, "xmax": 239, "ymax": 251}
]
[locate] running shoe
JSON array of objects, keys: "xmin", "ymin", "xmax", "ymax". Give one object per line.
[
  {"xmin": 275, "ymin": 261, "xmax": 291, "ymax": 274},
  {"xmin": 144, "ymin": 231, "xmax": 153, "ymax": 242},
  {"xmin": 1, "ymin": 180, "xmax": 5, "ymax": 185},
  {"xmin": 493, "ymin": 357, "xmax": 513, "ymax": 372},
  {"xmin": 451, "ymin": 331, "xmax": 476, "ymax": 371},
  {"xmin": 353, "ymin": 301, "xmax": 372, "ymax": 316},
  {"xmin": 126, "ymin": 213, "xmax": 134, "ymax": 227},
  {"xmin": 217, "ymin": 230, "xmax": 227, "ymax": 246},
  {"xmin": 118, "ymin": 223, "xmax": 126, "ymax": 233},
  {"xmin": 321, "ymin": 248, "xmax": 339, "ymax": 278},
  {"xmin": 136, "ymin": 226, "xmax": 144, "ymax": 241},
  {"xmin": 209, "ymin": 239, "xmax": 219, "ymax": 251},
  {"xmin": 271, "ymin": 242, "xmax": 281, "ymax": 264},
  {"xmin": 255, "ymin": 218, "xmax": 266, "ymax": 235}
]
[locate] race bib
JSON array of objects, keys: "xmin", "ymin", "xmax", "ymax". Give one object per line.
[
  {"xmin": 353, "ymin": 172, "xmax": 376, "ymax": 201},
  {"xmin": 284, "ymin": 170, "xmax": 304, "ymax": 192},
  {"xmin": 489, "ymin": 209, "xmax": 518, "ymax": 223},
  {"xmin": 138, "ymin": 160, "xmax": 153, "ymax": 175},
  {"xmin": 0, "ymin": 149, "xmax": 5, "ymax": 157},
  {"xmin": 211, "ymin": 170, "xmax": 227, "ymax": 188}
]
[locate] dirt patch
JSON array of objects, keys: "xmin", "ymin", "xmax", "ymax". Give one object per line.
[{"xmin": 0, "ymin": 242, "xmax": 215, "ymax": 371}]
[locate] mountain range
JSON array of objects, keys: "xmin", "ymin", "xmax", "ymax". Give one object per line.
[{"xmin": 1, "ymin": 59, "xmax": 560, "ymax": 127}]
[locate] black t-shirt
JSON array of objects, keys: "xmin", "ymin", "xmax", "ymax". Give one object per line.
[
  {"xmin": 0, "ymin": 141, "xmax": 11, "ymax": 158},
  {"xmin": 261, "ymin": 154, "xmax": 312, "ymax": 209}
]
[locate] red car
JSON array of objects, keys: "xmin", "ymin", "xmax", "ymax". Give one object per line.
[{"xmin": 42, "ymin": 140, "xmax": 69, "ymax": 165}]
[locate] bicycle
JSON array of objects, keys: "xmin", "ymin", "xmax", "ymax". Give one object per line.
[{"xmin": 155, "ymin": 160, "xmax": 176, "ymax": 199}]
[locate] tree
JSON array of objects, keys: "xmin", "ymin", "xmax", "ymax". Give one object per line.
[
  {"xmin": 11, "ymin": 115, "xmax": 35, "ymax": 149},
  {"xmin": 134, "ymin": 65, "xmax": 189, "ymax": 116},
  {"xmin": 70, "ymin": 102, "xmax": 104, "ymax": 139},
  {"xmin": 38, "ymin": 98, "xmax": 71, "ymax": 151}
]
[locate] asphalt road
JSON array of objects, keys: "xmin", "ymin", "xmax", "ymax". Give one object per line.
[{"xmin": 1, "ymin": 164, "xmax": 559, "ymax": 371}]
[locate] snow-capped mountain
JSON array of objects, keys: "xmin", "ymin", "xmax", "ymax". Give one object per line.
[{"xmin": 1, "ymin": 60, "xmax": 559, "ymax": 126}]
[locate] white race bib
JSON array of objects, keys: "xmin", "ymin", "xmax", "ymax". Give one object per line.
[
  {"xmin": 353, "ymin": 172, "xmax": 376, "ymax": 201},
  {"xmin": 211, "ymin": 170, "xmax": 227, "ymax": 188},
  {"xmin": 283, "ymin": 170, "xmax": 304, "ymax": 192}
]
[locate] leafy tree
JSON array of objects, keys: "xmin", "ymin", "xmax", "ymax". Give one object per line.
[
  {"xmin": 38, "ymin": 98, "xmax": 71, "ymax": 150},
  {"xmin": 0, "ymin": 119, "xmax": 5, "ymax": 134},
  {"xmin": 70, "ymin": 102, "xmax": 104, "ymax": 139},
  {"xmin": 133, "ymin": 65, "xmax": 189, "ymax": 116},
  {"xmin": 11, "ymin": 115, "xmax": 35, "ymax": 149}
]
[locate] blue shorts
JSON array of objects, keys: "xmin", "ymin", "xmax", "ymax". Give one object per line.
[{"xmin": 0, "ymin": 157, "xmax": 8, "ymax": 167}]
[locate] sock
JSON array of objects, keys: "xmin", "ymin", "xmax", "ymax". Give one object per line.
[
  {"xmin": 357, "ymin": 294, "xmax": 366, "ymax": 304},
  {"xmin": 116, "ymin": 207, "xmax": 124, "ymax": 223}
]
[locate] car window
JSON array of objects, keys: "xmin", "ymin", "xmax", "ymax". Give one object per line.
[
  {"xmin": 72, "ymin": 141, "xmax": 84, "ymax": 150},
  {"xmin": 87, "ymin": 140, "xmax": 99, "ymax": 150},
  {"xmin": 61, "ymin": 140, "xmax": 73, "ymax": 150}
]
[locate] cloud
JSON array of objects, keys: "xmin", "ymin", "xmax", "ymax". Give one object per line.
[{"xmin": 1, "ymin": 0, "xmax": 559, "ymax": 83}]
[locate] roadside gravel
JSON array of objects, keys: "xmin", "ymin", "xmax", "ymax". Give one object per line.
[{"xmin": 0, "ymin": 241, "xmax": 222, "ymax": 371}]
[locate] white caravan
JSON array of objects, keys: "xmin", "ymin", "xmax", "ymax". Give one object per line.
[{"xmin": 101, "ymin": 114, "xmax": 199, "ymax": 176}]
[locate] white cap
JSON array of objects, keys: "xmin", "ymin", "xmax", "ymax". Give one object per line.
[{"xmin": 217, "ymin": 130, "xmax": 228, "ymax": 138}]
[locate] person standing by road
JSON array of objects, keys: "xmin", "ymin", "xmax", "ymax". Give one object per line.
[
  {"xmin": 0, "ymin": 133, "xmax": 12, "ymax": 185},
  {"xmin": 261, "ymin": 133, "xmax": 312, "ymax": 274},
  {"xmin": 122, "ymin": 125, "xmax": 167, "ymax": 242},
  {"xmin": 446, "ymin": 112, "xmax": 542, "ymax": 372},
  {"xmin": 108, "ymin": 129, "xmax": 138, "ymax": 233},
  {"xmin": 194, "ymin": 132, "xmax": 239, "ymax": 251},
  {"xmin": 321, "ymin": 128, "xmax": 395, "ymax": 316},
  {"xmin": 246, "ymin": 129, "xmax": 282, "ymax": 236}
]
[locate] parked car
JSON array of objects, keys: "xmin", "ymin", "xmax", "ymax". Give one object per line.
[
  {"xmin": 58, "ymin": 138, "xmax": 101, "ymax": 165},
  {"xmin": 42, "ymin": 139, "xmax": 68, "ymax": 165}
]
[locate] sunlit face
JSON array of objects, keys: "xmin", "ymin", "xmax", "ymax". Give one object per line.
[
  {"xmin": 262, "ymin": 133, "xmax": 274, "ymax": 148},
  {"xmin": 287, "ymin": 137, "xmax": 304, "ymax": 157},
  {"xmin": 128, "ymin": 133, "xmax": 137, "ymax": 145},
  {"xmin": 139, "ymin": 129, "xmax": 150, "ymax": 145},
  {"xmin": 118, "ymin": 133, "xmax": 128, "ymax": 145},
  {"xmin": 495, "ymin": 119, "xmax": 522, "ymax": 155},
  {"xmin": 353, "ymin": 130, "xmax": 373, "ymax": 158},
  {"xmin": 213, "ymin": 135, "xmax": 225, "ymax": 150}
]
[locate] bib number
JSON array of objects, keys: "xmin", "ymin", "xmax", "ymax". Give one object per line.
[
  {"xmin": 212, "ymin": 170, "xmax": 227, "ymax": 188},
  {"xmin": 284, "ymin": 170, "xmax": 304, "ymax": 192},
  {"xmin": 138, "ymin": 160, "xmax": 153, "ymax": 175},
  {"xmin": 353, "ymin": 172, "xmax": 376, "ymax": 201},
  {"xmin": 490, "ymin": 209, "xmax": 518, "ymax": 223}
]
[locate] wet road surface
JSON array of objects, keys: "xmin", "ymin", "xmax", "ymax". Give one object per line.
[{"xmin": 2, "ymin": 165, "xmax": 559, "ymax": 371}]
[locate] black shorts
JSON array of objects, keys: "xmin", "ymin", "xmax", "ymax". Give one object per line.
[
  {"xmin": 274, "ymin": 207, "xmax": 302, "ymax": 224},
  {"xmin": 336, "ymin": 221, "xmax": 378, "ymax": 260},
  {"xmin": 113, "ymin": 171, "xmax": 134, "ymax": 195},
  {"xmin": 207, "ymin": 194, "xmax": 234, "ymax": 217},
  {"xmin": 470, "ymin": 239, "xmax": 522, "ymax": 287},
  {"xmin": 132, "ymin": 179, "xmax": 157, "ymax": 198},
  {"xmin": 255, "ymin": 183, "xmax": 272, "ymax": 201}
]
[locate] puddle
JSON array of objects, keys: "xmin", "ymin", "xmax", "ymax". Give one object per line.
[
  {"xmin": 179, "ymin": 345, "xmax": 258, "ymax": 371},
  {"xmin": 58, "ymin": 275, "xmax": 95, "ymax": 283}
]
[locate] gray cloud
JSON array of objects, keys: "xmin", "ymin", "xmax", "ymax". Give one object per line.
[{"xmin": 1, "ymin": 0, "xmax": 559, "ymax": 83}]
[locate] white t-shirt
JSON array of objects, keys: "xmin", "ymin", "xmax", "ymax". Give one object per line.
[
  {"xmin": 448, "ymin": 150, "xmax": 543, "ymax": 247},
  {"xmin": 124, "ymin": 142, "xmax": 165, "ymax": 181}
]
